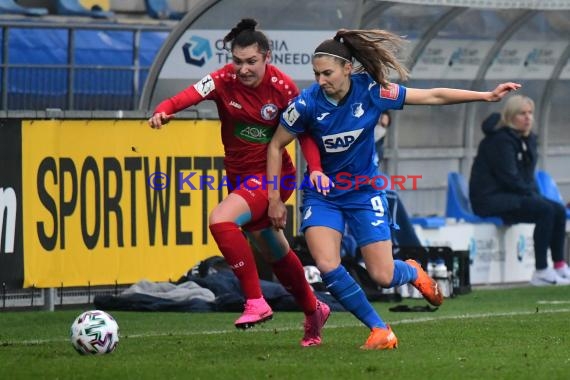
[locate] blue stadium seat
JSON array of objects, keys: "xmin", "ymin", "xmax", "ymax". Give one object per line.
[
  {"xmin": 0, "ymin": 0, "xmax": 48, "ymax": 16},
  {"xmin": 410, "ymin": 216, "xmax": 446, "ymax": 229},
  {"xmin": 56, "ymin": 0, "xmax": 114, "ymax": 18},
  {"xmin": 535, "ymin": 170, "xmax": 570, "ymax": 219},
  {"xmin": 145, "ymin": 0, "xmax": 185, "ymax": 20},
  {"xmin": 445, "ymin": 172, "xmax": 503, "ymax": 225}
]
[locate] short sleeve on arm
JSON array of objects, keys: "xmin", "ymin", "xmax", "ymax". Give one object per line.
[
  {"xmin": 280, "ymin": 94, "xmax": 309, "ymax": 135},
  {"xmin": 376, "ymin": 83, "xmax": 406, "ymax": 111}
]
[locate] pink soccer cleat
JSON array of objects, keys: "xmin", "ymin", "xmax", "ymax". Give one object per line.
[
  {"xmin": 301, "ymin": 300, "xmax": 331, "ymax": 347},
  {"xmin": 234, "ymin": 297, "xmax": 273, "ymax": 329}
]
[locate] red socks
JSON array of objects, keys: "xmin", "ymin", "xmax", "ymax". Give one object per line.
[
  {"xmin": 272, "ymin": 250, "xmax": 317, "ymax": 315},
  {"xmin": 209, "ymin": 222, "xmax": 262, "ymax": 299},
  {"xmin": 209, "ymin": 223, "xmax": 317, "ymax": 315}
]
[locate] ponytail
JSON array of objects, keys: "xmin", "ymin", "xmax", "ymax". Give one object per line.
[{"xmin": 315, "ymin": 29, "xmax": 409, "ymax": 88}]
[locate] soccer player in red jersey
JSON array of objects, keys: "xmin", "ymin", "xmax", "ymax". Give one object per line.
[{"xmin": 148, "ymin": 19, "xmax": 329, "ymax": 346}]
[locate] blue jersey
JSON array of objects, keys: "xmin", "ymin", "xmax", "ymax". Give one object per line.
[{"xmin": 281, "ymin": 73, "xmax": 406, "ymax": 196}]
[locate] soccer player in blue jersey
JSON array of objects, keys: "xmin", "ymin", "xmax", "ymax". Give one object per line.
[{"xmin": 267, "ymin": 29, "xmax": 520, "ymax": 350}]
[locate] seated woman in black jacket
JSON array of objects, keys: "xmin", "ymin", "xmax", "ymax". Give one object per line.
[{"xmin": 469, "ymin": 95, "xmax": 569, "ymax": 286}]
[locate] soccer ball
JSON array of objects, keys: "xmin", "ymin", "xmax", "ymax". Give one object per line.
[{"xmin": 70, "ymin": 310, "xmax": 119, "ymax": 355}]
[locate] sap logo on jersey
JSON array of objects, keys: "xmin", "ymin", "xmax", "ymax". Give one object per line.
[{"xmin": 323, "ymin": 129, "xmax": 364, "ymax": 152}]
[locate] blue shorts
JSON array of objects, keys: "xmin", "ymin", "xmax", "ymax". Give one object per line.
[{"xmin": 300, "ymin": 185, "xmax": 393, "ymax": 247}]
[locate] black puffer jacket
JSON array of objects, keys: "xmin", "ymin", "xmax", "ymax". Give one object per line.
[{"xmin": 469, "ymin": 112, "xmax": 539, "ymax": 216}]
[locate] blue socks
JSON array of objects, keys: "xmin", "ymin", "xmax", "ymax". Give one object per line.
[
  {"xmin": 388, "ymin": 260, "xmax": 418, "ymax": 288},
  {"xmin": 321, "ymin": 265, "xmax": 386, "ymax": 329}
]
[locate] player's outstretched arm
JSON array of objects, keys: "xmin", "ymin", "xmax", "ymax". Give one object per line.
[
  {"xmin": 148, "ymin": 82, "xmax": 205, "ymax": 129},
  {"xmin": 404, "ymin": 82, "xmax": 521, "ymax": 105},
  {"xmin": 488, "ymin": 82, "xmax": 522, "ymax": 102}
]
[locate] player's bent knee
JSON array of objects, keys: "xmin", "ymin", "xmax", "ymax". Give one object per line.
[
  {"xmin": 366, "ymin": 268, "xmax": 393, "ymax": 287},
  {"xmin": 208, "ymin": 207, "xmax": 225, "ymax": 225},
  {"xmin": 315, "ymin": 258, "xmax": 342, "ymax": 275}
]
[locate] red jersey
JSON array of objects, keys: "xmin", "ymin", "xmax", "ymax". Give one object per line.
[{"xmin": 154, "ymin": 64, "xmax": 299, "ymax": 176}]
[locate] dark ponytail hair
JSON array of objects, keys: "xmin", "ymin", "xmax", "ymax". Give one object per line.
[
  {"xmin": 314, "ymin": 29, "xmax": 409, "ymax": 88},
  {"xmin": 223, "ymin": 18, "xmax": 270, "ymax": 55}
]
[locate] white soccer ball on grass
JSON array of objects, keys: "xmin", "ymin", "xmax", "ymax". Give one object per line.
[{"xmin": 70, "ymin": 310, "xmax": 119, "ymax": 355}]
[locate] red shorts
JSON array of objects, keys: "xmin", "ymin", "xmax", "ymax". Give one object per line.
[{"xmin": 228, "ymin": 168, "xmax": 295, "ymax": 231}]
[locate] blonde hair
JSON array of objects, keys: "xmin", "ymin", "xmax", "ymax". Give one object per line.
[{"xmin": 500, "ymin": 95, "xmax": 535, "ymax": 128}]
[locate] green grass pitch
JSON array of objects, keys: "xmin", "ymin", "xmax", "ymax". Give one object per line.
[{"xmin": 1, "ymin": 285, "xmax": 569, "ymax": 380}]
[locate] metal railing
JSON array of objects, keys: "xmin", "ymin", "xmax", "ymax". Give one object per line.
[
  {"xmin": 1, "ymin": 285, "xmax": 130, "ymax": 311},
  {"xmin": 0, "ymin": 19, "xmax": 173, "ymax": 111}
]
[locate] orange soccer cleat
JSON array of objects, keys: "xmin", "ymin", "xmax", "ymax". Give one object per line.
[
  {"xmin": 360, "ymin": 326, "xmax": 398, "ymax": 350},
  {"xmin": 406, "ymin": 259, "xmax": 444, "ymax": 306}
]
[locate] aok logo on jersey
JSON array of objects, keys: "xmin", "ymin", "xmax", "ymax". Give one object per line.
[
  {"xmin": 322, "ymin": 129, "xmax": 364, "ymax": 153},
  {"xmin": 235, "ymin": 123, "xmax": 274, "ymax": 144}
]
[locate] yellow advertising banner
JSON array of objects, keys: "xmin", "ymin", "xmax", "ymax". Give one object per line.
[{"xmin": 21, "ymin": 119, "xmax": 296, "ymax": 287}]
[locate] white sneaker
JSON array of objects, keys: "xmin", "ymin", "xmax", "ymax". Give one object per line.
[
  {"xmin": 530, "ymin": 268, "xmax": 570, "ymax": 286},
  {"xmin": 555, "ymin": 263, "xmax": 570, "ymax": 279}
]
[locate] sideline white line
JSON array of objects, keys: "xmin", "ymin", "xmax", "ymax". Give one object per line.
[{"xmin": 3, "ymin": 307, "xmax": 570, "ymax": 347}]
